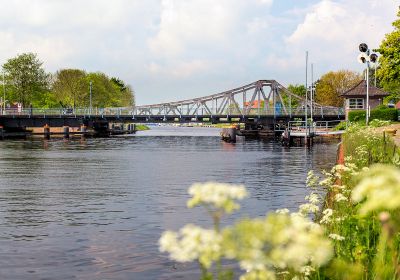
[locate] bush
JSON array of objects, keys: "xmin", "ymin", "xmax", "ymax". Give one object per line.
[
  {"xmin": 348, "ymin": 110, "xmax": 366, "ymax": 122},
  {"xmin": 348, "ymin": 108, "xmax": 398, "ymax": 122},
  {"xmin": 370, "ymin": 108, "xmax": 398, "ymax": 121}
]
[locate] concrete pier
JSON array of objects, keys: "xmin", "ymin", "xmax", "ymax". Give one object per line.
[{"xmin": 221, "ymin": 127, "xmax": 237, "ymax": 143}]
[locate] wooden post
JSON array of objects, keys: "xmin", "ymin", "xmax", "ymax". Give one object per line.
[
  {"xmin": 63, "ymin": 126, "xmax": 70, "ymax": 139},
  {"xmin": 44, "ymin": 124, "xmax": 50, "ymax": 139}
]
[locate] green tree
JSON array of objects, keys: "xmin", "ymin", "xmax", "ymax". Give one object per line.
[
  {"xmin": 287, "ymin": 84, "xmax": 306, "ymax": 97},
  {"xmin": 375, "ymin": 8, "xmax": 400, "ymax": 102},
  {"xmin": 315, "ymin": 70, "xmax": 361, "ymax": 107},
  {"xmin": 111, "ymin": 77, "xmax": 135, "ymax": 107},
  {"xmin": 52, "ymin": 69, "xmax": 87, "ymax": 108},
  {"xmin": 2, "ymin": 53, "xmax": 49, "ymax": 106}
]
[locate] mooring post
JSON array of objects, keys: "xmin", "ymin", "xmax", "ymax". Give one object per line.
[
  {"xmin": 44, "ymin": 124, "xmax": 50, "ymax": 140},
  {"xmin": 63, "ymin": 126, "xmax": 70, "ymax": 139},
  {"xmin": 80, "ymin": 124, "xmax": 87, "ymax": 138}
]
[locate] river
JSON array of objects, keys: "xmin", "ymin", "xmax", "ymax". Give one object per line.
[{"xmin": 0, "ymin": 126, "xmax": 338, "ymax": 279}]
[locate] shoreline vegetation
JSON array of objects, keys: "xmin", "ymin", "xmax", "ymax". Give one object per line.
[{"xmin": 159, "ymin": 121, "xmax": 400, "ymax": 280}]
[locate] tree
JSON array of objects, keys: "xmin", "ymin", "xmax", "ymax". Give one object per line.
[
  {"xmin": 375, "ymin": 7, "xmax": 400, "ymax": 102},
  {"xmin": 111, "ymin": 77, "xmax": 135, "ymax": 107},
  {"xmin": 2, "ymin": 53, "xmax": 49, "ymax": 106},
  {"xmin": 315, "ymin": 70, "xmax": 361, "ymax": 107},
  {"xmin": 52, "ymin": 69, "xmax": 87, "ymax": 108},
  {"xmin": 287, "ymin": 84, "xmax": 306, "ymax": 97}
]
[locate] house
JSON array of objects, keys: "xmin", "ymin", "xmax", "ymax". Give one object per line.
[{"xmin": 341, "ymin": 80, "xmax": 389, "ymax": 119}]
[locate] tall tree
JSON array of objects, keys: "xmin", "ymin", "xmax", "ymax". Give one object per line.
[
  {"xmin": 2, "ymin": 53, "xmax": 49, "ymax": 106},
  {"xmin": 111, "ymin": 77, "xmax": 135, "ymax": 107},
  {"xmin": 287, "ymin": 84, "xmax": 306, "ymax": 97},
  {"xmin": 315, "ymin": 70, "xmax": 361, "ymax": 107},
  {"xmin": 375, "ymin": 7, "xmax": 400, "ymax": 102},
  {"xmin": 52, "ymin": 69, "xmax": 87, "ymax": 108}
]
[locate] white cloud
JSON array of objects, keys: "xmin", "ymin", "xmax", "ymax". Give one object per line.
[
  {"xmin": 148, "ymin": 0, "xmax": 239, "ymax": 57},
  {"xmin": 267, "ymin": 0, "xmax": 398, "ymax": 77}
]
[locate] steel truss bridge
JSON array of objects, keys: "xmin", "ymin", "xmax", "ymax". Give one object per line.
[{"xmin": 0, "ymin": 80, "xmax": 344, "ymax": 129}]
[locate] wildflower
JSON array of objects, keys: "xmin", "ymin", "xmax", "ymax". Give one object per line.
[
  {"xmin": 187, "ymin": 182, "xmax": 248, "ymax": 213},
  {"xmin": 305, "ymin": 193, "xmax": 319, "ymax": 204},
  {"xmin": 334, "ymin": 193, "xmax": 348, "ymax": 202},
  {"xmin": 299, "ymin": 203, "xmax": 319, "ymax": 215},
  {"xmin": 223, "ymin": 212, "xmax": 332, "ymax": 277},
  {"xmin": 320, "ymin": 209, "xmax": 333, "ymax": 224},
  {"xmin": 352, "ymin": 165, "xmax": 400, "ymax": 215},
  {"xmin": 328, "ymin": 234, "xmax": 345, "ymax": 241},
  {"xmin": 159, "ymin": 224, "xmax": 222, "ymax": 268},
  {"xmin": 306, "ymin": 170, "xmax": 319, "ymax": 188},
  {"xmin": 276, "ymin": 208, "xmax": 290, "ymax": 214}
]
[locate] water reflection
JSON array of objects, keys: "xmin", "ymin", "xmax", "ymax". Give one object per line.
[{"xmin": 0, "ymin": 127, "xmax": 338, "ymax": 279}]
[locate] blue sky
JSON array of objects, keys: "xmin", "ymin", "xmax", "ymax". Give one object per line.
[{"xmin": 0, "ymin": 0, "xmax": 398, "ymax": 105}]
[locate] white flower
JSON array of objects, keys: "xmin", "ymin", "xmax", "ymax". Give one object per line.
[
  {"xmin": 352, "ymin": 165, "xmax": 400, "ymax": 215},
  {"xmin": 305, "ymin": 193, "xmax": 320, "ymax": 204},
  {"xmin": 159, "ymin": 224, "xmax": 222, "ymax": 268},
  {"xmin": 299, "ymin": 203, "xmax": 319, "ymax": 215},
  {"xmin": 276, "ymin": 208, "xmax": 290, "ymax": 214},
  {"xmin": 328, "ymin": 234, "xmax": 345, "ymax": 241},
  {"xmin": 334, "ymin": 193, "xmax": 348, "ymax": 202},
  {"xmin": 320, "ymin": 209, "xmax": 333, "ymax": 224},
  {"xmin": 187, "ymin": 182, "xmax": 248, "ymax": 213}
]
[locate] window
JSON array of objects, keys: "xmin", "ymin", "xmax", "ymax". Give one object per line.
[{"xmin": 349, "ymin": 98, "xmax": 364, "ymax": 109}]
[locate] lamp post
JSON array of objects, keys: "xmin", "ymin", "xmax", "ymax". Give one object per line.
[
  {"xmin": 2, "ymin": 71, "xmax": 5, "ymax": 115},
  {"xmin": 89, "ymin": 81, "xmax": 92, "ymax": 115},
  {"xmin": 357, "ymin": 43, "xmax": 378, "ymax": 125}
]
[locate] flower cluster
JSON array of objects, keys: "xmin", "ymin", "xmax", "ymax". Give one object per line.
[
  {"xmin": 352, "ymin": 164, "xmax": 400, "ymax": 216},
  {"xmin": 223, "ymin": 212, "xmax": 332, "ymax": 278},
  {"xmin": 159, "ymin": 224, "xmax": 222, "ymax": 269},
  {"xmin": 187, "ymin": 182, "xmax": 248, "ymax": 213}
]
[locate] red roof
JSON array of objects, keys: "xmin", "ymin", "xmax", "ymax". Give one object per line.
[
  {"xmin": 396, "ymin": 101, "xmax": 400, "ymax": 109},
  {"xmin": 341, "ymin": 80, "xmax": 389, "ymax": 98}
]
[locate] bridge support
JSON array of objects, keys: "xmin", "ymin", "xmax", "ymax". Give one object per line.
[
  {"xmin": 221, "ymin": 127, "xmax": 237, "ymax": 143},
  {"xmin": 0, "ymin": 126, "xmax": 4, "ymax": 140},
  {"xmin": 80, "ymin": 124, "xmax": 87, "ymax": 139},
  {"xmin": 44, "ymin": 124, "xmax": 50, "ymax": 140},
  {"xmin": 63, "ymin": 126, "xmax": 70, "ymax": 139}
]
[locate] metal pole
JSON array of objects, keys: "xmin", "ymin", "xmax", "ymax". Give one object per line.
[
  {"xmin": 89, "ymin": 81, "xmax": 92, "ymax": 115},
  {"xmin": 366, "ymin": 64, "xmax": 369, "ymax": 125},
  {"xmin": 311, "ymin": 63, "xmax": 314, "ymax": 122},
  {"xmin": 2, "ymin": 71, "xmax": 5, "ymax": 115},
  {"xmin": 305, "ymin": 51, "xmax": 308, "ymax": 142}
]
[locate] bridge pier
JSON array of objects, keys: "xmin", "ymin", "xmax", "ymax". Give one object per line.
[
  {"xmin": 44, "ymin": 124, "xmax": 50, "ymax": 140},
  {"xmin": 0, "ymin": 126, "xmax": 4, "ymax": 140},
  {"xmin": 63, "ymin": 126, "xmax": 70, "ymax": 139},
  {"xmin": 80, "ymin": 124, "xmax": 87, "ymax": 139},
  {"xmin": 221, "ymin": 127, "xmax": 237, "ymax": 143}
]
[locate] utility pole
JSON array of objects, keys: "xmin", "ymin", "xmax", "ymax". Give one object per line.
[
  {"xmin": 2, "ymin": 71, "xmax": 5, "ymax": 115},
  {"xmin": 311, "ymin": 63, "xmax": 314, "ymax": 122},
  {"xmin": 89, "ymin": 81, "xmax": 92, "ymax": 115},
  {"xmin": 305, "ymin": 51, "xmax": 308, "ymax": 143}
]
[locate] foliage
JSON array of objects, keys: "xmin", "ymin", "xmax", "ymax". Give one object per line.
[
  {"xmin": 52, "ymin": 69, "xmax": 87, "ymax": 108},
  {"xmin": 375, "ymin": 8, "xmax": 400, "ymax": 103},
  {"xmin": 315, "ymin": 70, "xmax": 361, "ymax": 107},
  {"xmin": 2, "ymin": 53, "xmax": 50, "ymax": 106},
  {"xmin": 333, "ymin": 121, "xmax": 347, "ymax": 131},
  {"xmin": 84, "ymin": 72, "xmax": 134, "ymax": 108},
  {"xmin": 348, "ymin": 108, "xmax": 398, "ymax": 122},
  {"xmin": 135, "ymin": 124, "xmax": 150, "ymax": 131},
  {"xmin": 287, "ymin": 84, "xmax": 306, "ymax": 97}
]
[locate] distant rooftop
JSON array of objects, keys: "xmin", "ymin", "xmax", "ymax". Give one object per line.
[{"xmin": 341, "ymin": 80, "xmax": 389, "ymax": 98}]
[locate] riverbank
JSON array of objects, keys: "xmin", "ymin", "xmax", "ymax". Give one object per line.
[{"xmin": 313, "ymin": 122, "xmax": 400, "ymax": 279}]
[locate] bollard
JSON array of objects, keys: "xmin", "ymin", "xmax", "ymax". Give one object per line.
[
  {"xmin": 44, "ymin": 124, "xmax": 50, "ymax": 139},
  {"xmin": 0, "ymin": 126, "xmax": 4, "ymax": 140},
  {"xmin": 80, "ymin": 124, "xmax": 87, "ymax": 139},
  {"xmin": 63, "ymin": 126, "xmax": 70, "ymax": 139}
]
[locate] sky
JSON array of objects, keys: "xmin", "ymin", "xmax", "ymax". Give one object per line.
[{"xmin": 0, "ymin": 0, "xmax": 398, "ymax": 105}]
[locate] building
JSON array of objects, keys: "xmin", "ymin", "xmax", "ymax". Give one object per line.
[{"xmin": 341, "ymin": 80, "xmax": 389, "ymax": 119}]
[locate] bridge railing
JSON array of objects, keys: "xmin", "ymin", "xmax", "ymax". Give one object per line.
[{"xmin": 0, "ymin": 106, "xmax": 344, "ymax": 117}]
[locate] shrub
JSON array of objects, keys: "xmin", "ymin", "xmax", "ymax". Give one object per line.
[{"xmin": 348, "ymin": 108, "xmax": 398, "ymax": 122}]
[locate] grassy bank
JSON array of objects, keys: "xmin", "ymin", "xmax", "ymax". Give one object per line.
[{"xmin": 135, "ymin": 124, "xmax": 150, "ymax": 131}]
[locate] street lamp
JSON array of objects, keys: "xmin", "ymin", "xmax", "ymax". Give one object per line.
[
  {"xmin": 89, "ymin": 81, "xmax": 92, "ymax": 115},
  {"xmin": 357, "ymin": 43, "xmax": 378, "ymax": 125},
  {"xmin": 2, "ymin": 71, "xmax": 5, "ymax": 115}
]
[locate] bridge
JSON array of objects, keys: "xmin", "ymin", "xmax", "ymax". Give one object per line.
[{"xmin": 0, "ymin": 80, "xmax": 344, "ymax": 135}]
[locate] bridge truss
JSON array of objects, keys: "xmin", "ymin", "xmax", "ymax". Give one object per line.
[{"xmin": 133, "ymin": 80, "xmax": 342, "ymax": 119}]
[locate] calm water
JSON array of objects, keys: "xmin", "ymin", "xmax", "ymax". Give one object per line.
[{"xmin": 0, "ymin": 127, "xmax": 338, "ymax": 279}]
